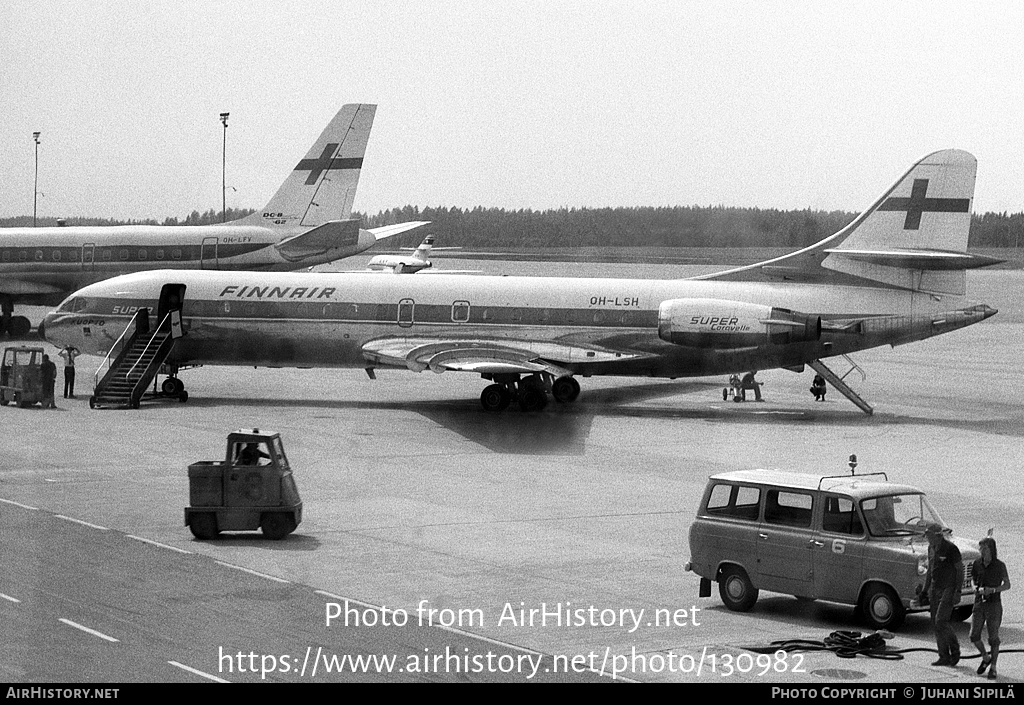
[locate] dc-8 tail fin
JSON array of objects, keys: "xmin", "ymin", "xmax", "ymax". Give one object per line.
[{"xmin": 236, "ymin": 104, "xmax": 376, "ymax": 230}]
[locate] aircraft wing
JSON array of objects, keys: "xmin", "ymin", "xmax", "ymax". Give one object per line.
[
  {"xmin": 368, "ymin": 221, "xmax": 431, "ymax": 241},
  {"xmin": 361, "ymin": 337, "xmax": 646, "ymax": 375}
]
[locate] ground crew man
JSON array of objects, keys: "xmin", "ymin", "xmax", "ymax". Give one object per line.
[
  {"xmin": 59, "ymin": 345, "xmax": 79, "ymax": 398},
  {"xmin": 922, "ymin": 522, "xmax": 964, "ymax": 666}
]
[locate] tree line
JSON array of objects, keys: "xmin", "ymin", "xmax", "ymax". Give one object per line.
[
  {"xmin": 3, "ymin": 205, "xmax": 1023, "ymax": 249},
  {"xmin": 362, "ymin": 205, "xmax": 1024, "ymax": 249}
]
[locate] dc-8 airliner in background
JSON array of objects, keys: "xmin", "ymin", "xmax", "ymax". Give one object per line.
[
  {"xmin": 0, "ymin": 104, "xmax": 427, "ymax": 336},
  {"xmin": 41, "ymin": 149, "xmax": 997, "ymax": 413}
]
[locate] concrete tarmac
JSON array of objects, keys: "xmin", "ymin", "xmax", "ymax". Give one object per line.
[{"xmin": 1, "ymin": 267, "xmax": 1021, "ymax": 684}]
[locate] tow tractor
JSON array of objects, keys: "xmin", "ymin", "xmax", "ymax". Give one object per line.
[
  {"xmin": 0, "ymin": 346, "xmax": 46, "ymax": 408},
  {"xmin": 185, "ymin": 429, "xmax": 302, "ymax": 540}
]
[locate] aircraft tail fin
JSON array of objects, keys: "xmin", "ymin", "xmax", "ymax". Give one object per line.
[
  {"xmin": 410, "ymin": 235, "xmax": 435, "ymax": 261},
  {"xmin": 236, "ymin": 104, "xmax": 376, "ymax": 230},
  {"xmin": 820, "ymin": 149, "xmax": 983, "ymax": 294},
  {"xmin": 696, "ymin": 149, "xmax": 999, "ymax": 295}
]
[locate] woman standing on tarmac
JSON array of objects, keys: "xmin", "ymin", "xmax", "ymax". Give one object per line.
[{"xmin": 971, "ymin": 536, "xmax": 1011, "ymax": 679}]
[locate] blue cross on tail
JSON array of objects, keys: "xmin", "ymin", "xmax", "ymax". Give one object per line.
[
  {"xmin": 877, "ymin": 179, "xmax": 970, "ymax": 230},
  {"xmin": 294, "ymin": 144, "xmax": 364, "ymax": 185}
]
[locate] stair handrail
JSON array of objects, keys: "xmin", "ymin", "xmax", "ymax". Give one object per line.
[
  {"xmin": 126, "ymin": 312, "xmax": 173, "ymax": 380},
  {"xmin": 839, "ymin": 354, "xmax": 867, "ymax": 383},
  {"xmin": 128, "ymin": 325, "xmax": 176, "ymax": 407},
  {"xmin": 93, "ymin": 309, "xmax": 149, "ymax": 390}
]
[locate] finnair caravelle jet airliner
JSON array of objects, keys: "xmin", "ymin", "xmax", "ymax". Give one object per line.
[
  {"xmin": 42, "ymin": 149, "xmax": 998, "ymax": 413},
  {"xmin": 0, "ymin": 104, "xmax": 427, "ymax": 336}
]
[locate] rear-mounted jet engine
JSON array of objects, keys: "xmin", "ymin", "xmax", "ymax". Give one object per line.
[{"xmin": 658, "ymin": 298, "xmax": 821, "ymax": 348}]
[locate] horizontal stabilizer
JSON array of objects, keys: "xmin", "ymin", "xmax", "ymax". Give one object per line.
[
  {"xmin": 822, "ymin": 248, "xmax": 1003, "ymax": 271},
  {"xmin": 368, "ymin": 221, "xmax": 431, "ymax": 242},
  {"xmin": 275, "ymin": 219, "xmax": 361, "ymax": 261}
]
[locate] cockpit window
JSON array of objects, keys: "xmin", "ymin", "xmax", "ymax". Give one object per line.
[{"xmin": 57, "ymin": 297, "xmax": 89, "ymax": 314}]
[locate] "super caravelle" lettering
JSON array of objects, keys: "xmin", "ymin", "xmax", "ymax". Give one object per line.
[{"xmin": 218, "ymin": 285, "xmax": 336, "ymax": 299}]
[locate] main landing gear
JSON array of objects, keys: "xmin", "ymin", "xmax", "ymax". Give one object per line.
[
  {"xmin": 479, "ymin": 373, "xmax": 581, "ymax": 412},
  {"xmin": 0, "ymin": 297, "xmax": 32, "ymax": 338}
]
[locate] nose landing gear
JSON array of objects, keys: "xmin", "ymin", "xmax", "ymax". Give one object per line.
[{"xmin": 159, "ymin": 375, "xmax": 189, "ymax": 402}]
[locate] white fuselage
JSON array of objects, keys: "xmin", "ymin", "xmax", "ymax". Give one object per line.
[
  {"xmin": 0, "ymin": 223, "xmax": 375, "ymax": 306},
  {"xmin": 41, "ymin": 269, "xmax": 992, "ymax": 379}
]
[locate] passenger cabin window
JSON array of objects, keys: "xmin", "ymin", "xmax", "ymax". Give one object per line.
[
  {"xmin": 822, "ymin": 495, "xmax": 864, "ymax": 535},
  {"xmin": 452, "ymin": 301, "xmax": 470, "ymax": 323},
  {"xmin": 705, "ymin": 483, "xmax": 761, "ymax": 521},
  {"xmin": 764, "ymin": 490, "xmax": 814, "ymax": 528}
]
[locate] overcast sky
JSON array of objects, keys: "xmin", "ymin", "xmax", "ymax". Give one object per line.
[{"xmin": 2, "ymin": 1, "xmax": 1021, "ymax": 222}]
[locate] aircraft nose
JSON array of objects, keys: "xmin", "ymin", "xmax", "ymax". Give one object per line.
[{"xmin": 39, "ymin": 312, "xmax": 59, "ymax": 344}]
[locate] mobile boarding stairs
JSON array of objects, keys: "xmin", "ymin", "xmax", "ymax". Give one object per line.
[{"xmin": 90, "ymin": 309, "xmax": 187, "ymax": 409}]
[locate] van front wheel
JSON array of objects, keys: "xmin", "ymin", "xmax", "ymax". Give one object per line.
[
  {"xmin": 718, "ymin": 566, "xmax": 758, "ymax": 612},
  {"xmin": 859, "ymin": 584, "xmax": 905, "ymax": 630}
]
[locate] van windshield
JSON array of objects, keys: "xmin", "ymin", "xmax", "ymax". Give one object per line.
[{"xmin": 860, "ymin": 493, "xmax": 944, "ymax": 536}]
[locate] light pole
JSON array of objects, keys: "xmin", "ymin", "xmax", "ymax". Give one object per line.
[
  {"xmin": 220, "ymin": 112, "xmax": 229, "ymax": 222},
  {"xmin": 32, "ymin": 132, "xmax": 41, "ymax": 227}
]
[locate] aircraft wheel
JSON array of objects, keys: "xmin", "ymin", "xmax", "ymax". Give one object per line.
[
  {"xmin": 261, "ymin": 512, "xmax": 296, "ymax": 540},
  {"xmin": 480, "ymin": 384, "xmax": 510, "ymax": 412},
  {"xmin": 518, "ymin": 385, "xmax": 548, "ymax": 412},
  {"xmin": 178, "ymin": 390, "xmax": 189, "ymax": 403},
  {"xmin": 551, "ymin": 376, "xmax": 580, "ymax": 403},
  {"xmin": 161, "ymin": 378, "xmax": 178, "ymax": 395},
  {"xmin": 189, "ymin": 513, "xmax": 220, "ymax": 540},
  {"xmin": 7, "ymin": 316, "xmax": 31, "ymax": 338}
]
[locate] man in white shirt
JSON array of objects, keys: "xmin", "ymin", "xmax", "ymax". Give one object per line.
[{"xmin": 58, "ymin": 345, "xmax": 79, "ymax": 399}]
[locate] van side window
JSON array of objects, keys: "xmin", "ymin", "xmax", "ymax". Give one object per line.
[
  {"xmin": 822, "ymin": 495, "xmax": 863, "ymax": 535},
  {"xmin": 705, "ymin": 484, "xmax": 760, "ymax": 521},
  {"xmin": 765, "ymin": 490, "xmax": 813, "ymax": 528}
]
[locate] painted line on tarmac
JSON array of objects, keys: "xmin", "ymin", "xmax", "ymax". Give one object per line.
[
  {"xmin": 54, "ymin": 515, "xmax": 109, "ymax": 531},
  {"xmin": 126, "ymin": 534, "xmax": 192, "ymax": 555},
  {"xmin": 1, "ymin": 593, "xmax": 21, "ymax": 603},
  {"xmin": 0, "ymin": 497, "xmax": 39, "ymax": 511},
  {"xmin": 59, "ymin": 618, "xmax": 119, "ymax": 643},
  {"xmin": 214, "ymin": 561, "xmax": 290, "ymax": 584},
  {"xmin": 168, "ymin": 660, "xmax": 230, "ymax": 683}
]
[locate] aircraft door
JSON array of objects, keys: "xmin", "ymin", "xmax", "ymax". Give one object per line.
[
  {"xmin": 200, "ymin": 237, "xmax": 219, "ymax": 269},
  {"xmin": 158, "ymin": 283, "xmax": 187, "ymax": 336},
  {"xmin": 81, "ymin": 243, "xmax": 95, "ymax": 272},
  {"xmin": 398, "ymin": 298, "xmax": 415, "ymax": 328}
]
